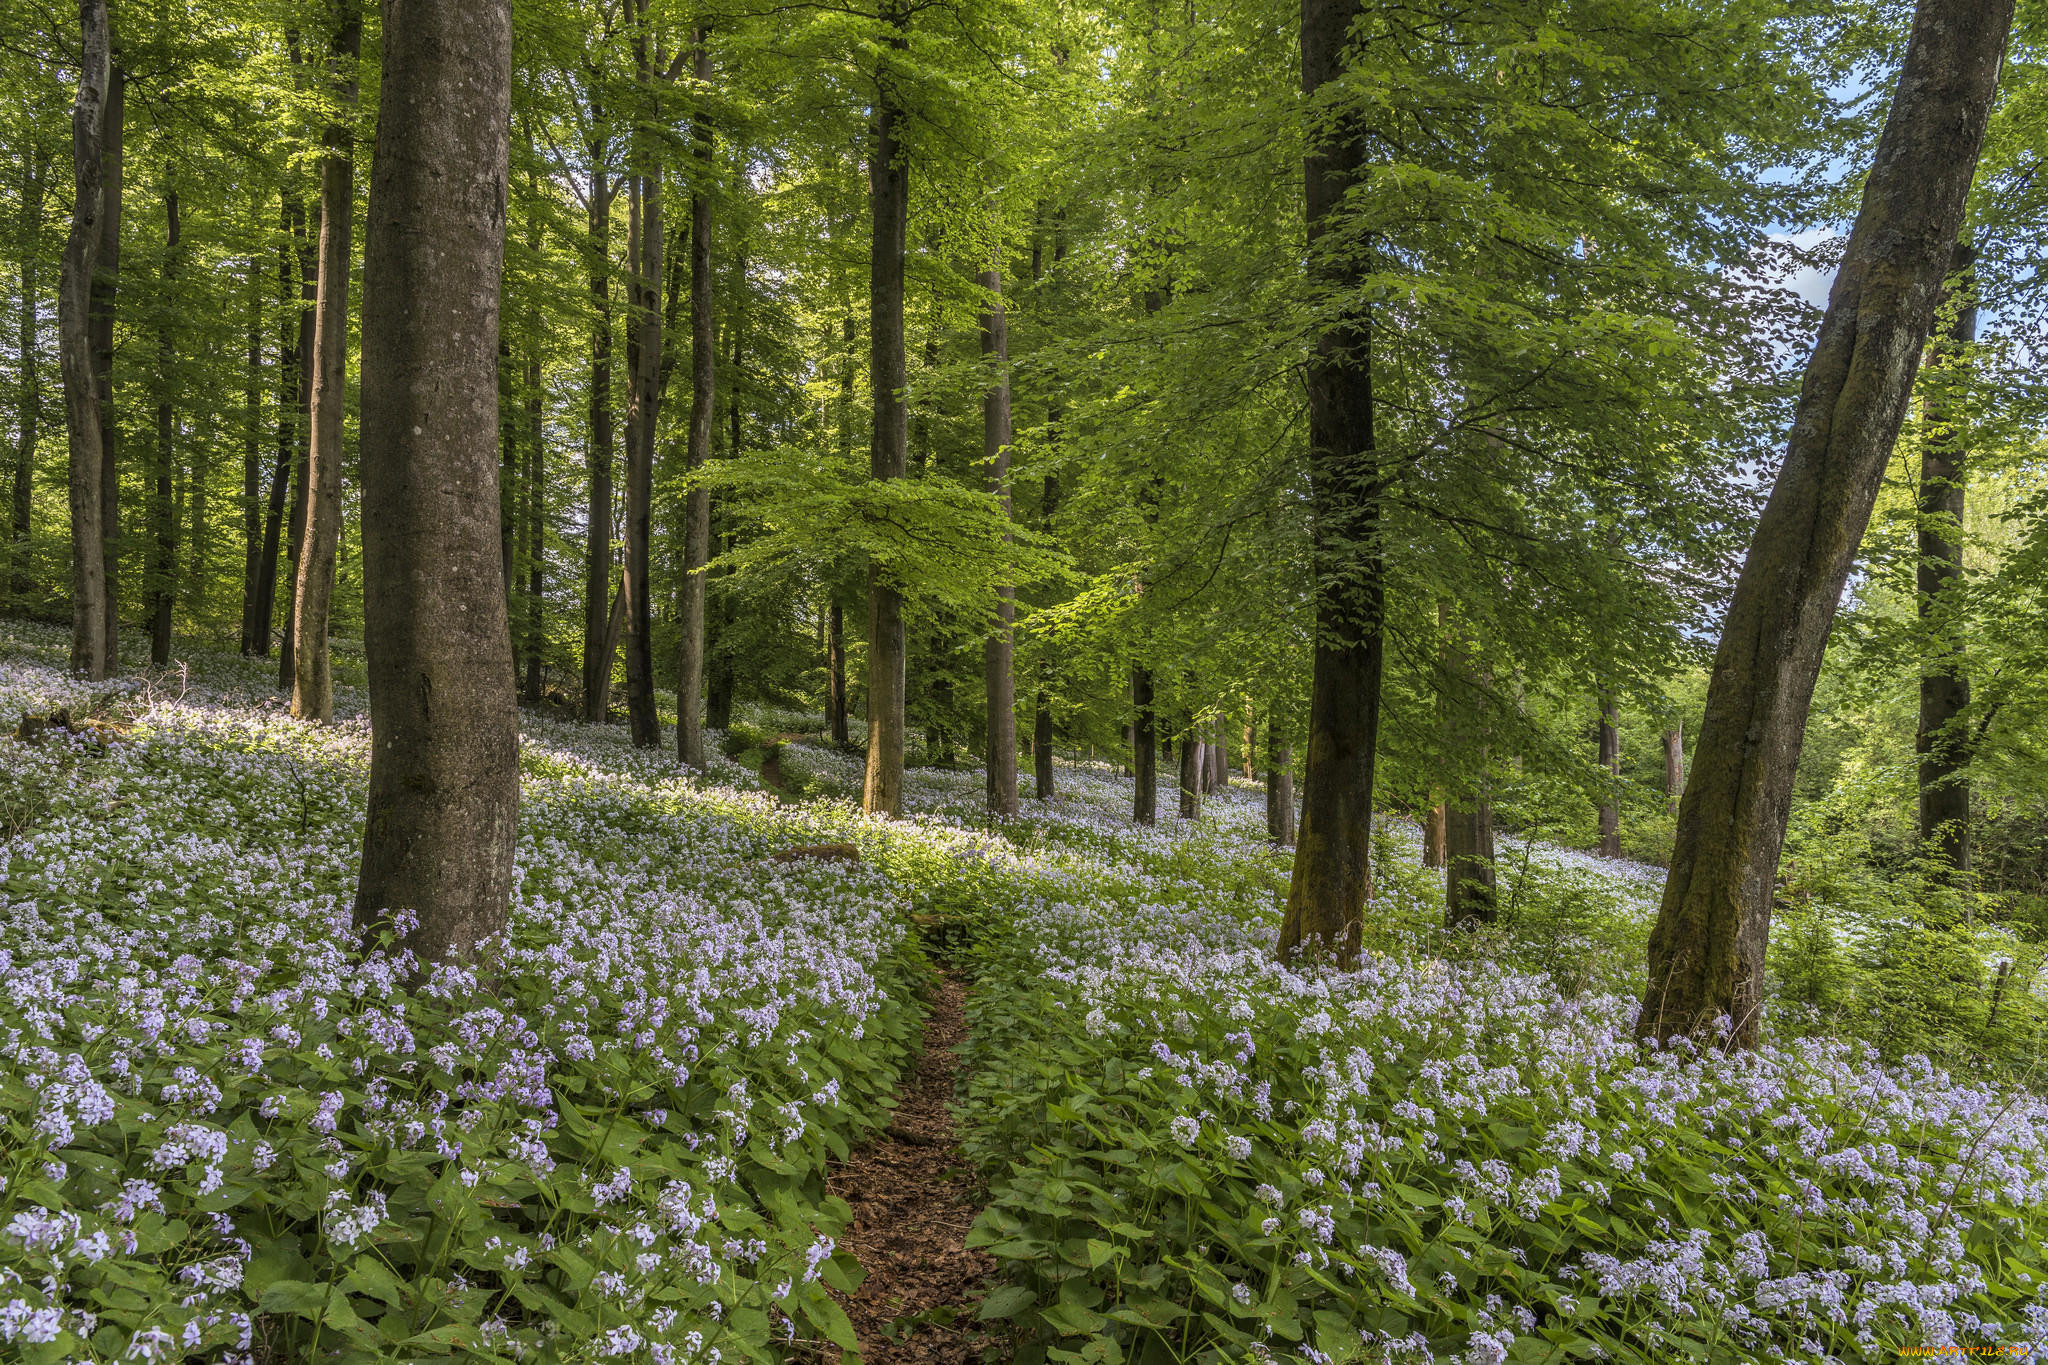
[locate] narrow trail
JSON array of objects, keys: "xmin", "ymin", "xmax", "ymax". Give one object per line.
[{"xmin": 827, "ymin": 973, "xmax": 1001, "ymax": 1364}]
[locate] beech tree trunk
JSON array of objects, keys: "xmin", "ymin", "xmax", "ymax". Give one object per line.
[
  {"xmin": 278, "ymin": 208, "xmax": 316, "ymax": 692},
  {"xmin": 1597, "ymin": 693, "xmax": 1621, "ymax": 857},
  {"xmin": 1178, "ymin": 726, "xmax": 1202, "ymax": 819},
  {"xmin": 1211, "ymin": 726, "xmax": 1228, "ymax": 790},
  {"xmin": 981, "ymin": 263, "xmax": 1018, "ymax": 816},
  {"xmin": 1265, "ymin": 716, "xmax": 1294, "ymax": 846},
  {"xmin": 1131, "ymin": 666, "xmax": 1157, "ymax": 824},
  {"xmin": 1422, "ymin": 805, "xmax": 1446, "ymax": 867},
  {"xmin": 291, "ymin": 3, "xmax": 361, "ymax": 722},
  {"xmin": 581, "ymin": 159, "xmax": 616, "ymax": 723},
  {"xmin": 1640, "ymin": 0, "xmax": 2013, "ymax": 1048},
  {"xmin": 1662, "ymin": 721, "xmax": 1684, "ymax": 815},
  {"xmin": 1917, "ymin": 239, "xmax": 1976, "ymax": 870},
  {"xmin": 862, "ymin": 12, "xmax": 909, "ymax": 817},
  {"xmin": 147, "ymin": 188, "xmax": 178, "ymax": 664},
  {"xmin": 91, "ymin": 60, "xmax": 124, "ymax": 669},
  {"xmin": 239, "ymin": 262, "xmax": 263, "ymax": 653},
  {"xmin": 622, "ymin": 169, "xmax": 661, "ymax": 749},
  {"xmin": 11, "ymin": 145, "xmax": 46, "ymax": 602},
  {"xmin": 351, "ymin": 0, "xmax": 518, "ymax": 968},
  {"xmin": 250, "ymin": 208, "xmax": 300, "ymax": 658},
  {"xmin": 827, "ymin": 597, "xmax": 848, "ymax": 743},
  {"xmin": 1280, "ymin": 0, "xmax": 1381, "ymax": 966},
  {"xmin": 677, "ymin": 35, "xmax": 715, "ymax": 768},
  {"xmin": 522, "ymin": 350, "xmax": 545, "ymax": 703},
  {"xmin": 61, "ymin": 0, "xmax": 111, "ymax": 679},
  {"xmin": 1443, "ymin": 614, "xmax": 1495, "ymax": 927}
]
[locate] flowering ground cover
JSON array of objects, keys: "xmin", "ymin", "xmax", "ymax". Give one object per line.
[
  {"xmin": 0, "ymin": 626, "xmax": 921, "ymax": 1363},
  {"xmin": 3, "ymin": 624, "xmax": 2044, "ymax": 1365}
]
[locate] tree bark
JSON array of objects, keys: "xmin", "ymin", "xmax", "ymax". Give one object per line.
[
  {"xmin": 278, "ymin": 205, "xmax": 317, "ymax": 692},
  {"xmin": 862, "ymin": 10, "xmax": 909, "ymax": 817},
  {"xmin": 291, "ymin": 2, "xmax": 362, "ymax": 722},
  {"xmin": 620, "ymin": 87, "xmax": 661, "ymax": 751},
  {"xmin": 677, "ymin": 34, "xmax": 715, "ymax": 767},
  {"xmin": 1639, "ymin": 0, "xmax": 2013, "ymax": 1048},
  {"xmin": 522, "ymin": 347, "xmax": 545, "ymax": 703},
  {"xmin": 351, "ymin": 0, "xmax": 518, "ymax": 968},
  {"xmin": 239, "ymin": 260, "xmax": 264, "ymax": 653},
  {"xmin": 1422, "ymin": 805, "xmax": 1446, "ymax": 867},
  {"xmin": 1443, "ymin": 612, "xmax": 1495, "ymax": 927},
  {"xmin": 1211, "ymin": 725, "xmax": 1228, "ymax": 790},
  {"xmin": 980, "ymin": 263, "xmax": 1017, "ymax": 816},
  {"xmin": 1916, "ymin": 238, "xmax": 1976, "ymax": 870},
  {"xmin": 581, "ymin": 150, "xmax": 616, "ymax": 723},
  {"xmin": 1179, "ymin": 730, "xmax": 1203, "ymax": 819},
  {"xmin": 148, "ymin": 188, "xmax": 178, "ymax": 665},
  {"xmin": 827, "ymin": 596, "xmax": 848, "ymax": 743},
  {"xmin": 61, "ymin": 0, "xmax": 111, "ymax": 679},
  {"xmin": 1662, "ymin": 721, "xmax": 1684, "ymax": 815},
  {"xmin": 91, "ymin": 60, "xmax": 124, "ymax": 668},
  {"xmin": 1597, "ymin": 692, "xmax": 1621, "ymax": 857},
  {"xmin": 251, "ymin": 205, "xmax": 300, "ymax": 658},
  {"xmin": 11, "ymin": 143, "xmax": 46, "ymax": 602},
  {"xmin": 1279, "ymin": 0, "xmax": 1381, "ymax": 967},
  {"xmin": 1266, "ymin": 720, "xmax": 1295, "ymax": 846},
  {"xmin": 1131, "ymin": 666, "xmax": 1157, "ymax": 824}
]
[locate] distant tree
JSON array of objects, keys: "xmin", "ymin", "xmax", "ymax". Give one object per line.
[{"xmin": 291, "ymin": 0, "xmax": 362, "ymax": 722}]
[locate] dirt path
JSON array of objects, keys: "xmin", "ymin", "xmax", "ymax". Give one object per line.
[{"xmin": 827, "ymin": 974, "xmax": 1000, "ymax": 1364}]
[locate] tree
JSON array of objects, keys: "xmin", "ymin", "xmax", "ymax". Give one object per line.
[
  {"xmin": 291, "ymin": 0, "xmax": 363, "ymax": 722},
  {"xmin": 61, "ymin": 0, "xmax": 112, "ymax": 680},
  {"xmin": 1278, "ymin": 0, "xmax": 1379, "ymax": 967},
  {"xmin": 1916, "ymin": 239, "xmax": 1977, "ymax": 870},
  {"xmin": 677, "ymin": 31, "xmax": 714, "ymax": 768},
  {"xmin": 1639, "ymin": 0, "xmax": 2015, "ymax": 1048},
  {"xmin": 351, "ymin": 0, "xmax": 519, "ymax": 967},
  {"xmin": 92, "ymin": 56, "xmax": 124, "ymax": 670},
  {"xmin": 981, "ymin": 260, "xmax": 1017, "ymax": 816},
  {"xmin": 1596, "ymin": 692, "xmax": 1621, "ymax": 857},
  {"xmin": 862, "ymin": 3, "xmax": 910, "ymax": 818},
  {"xmin": 11, "ymin": 136, "xmax": 49, "ymax": 602},
  {"xmin": 146, "ymin": 187, "xmax": 178, "ymax": 664}
]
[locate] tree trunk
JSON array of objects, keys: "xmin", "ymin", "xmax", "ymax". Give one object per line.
[
  {"xmin": 980, "ymin": 263, "xmax": 1017, "ymax": 817},
  {"xmin": 61, "ymin": 0, "xmax": 111, "ymax": 680},
  {"xmin": 1280, "ymin": 0, "xmax": 1381, "ymax": 967},
  {"xmin": 239, "ymin": 261, "xmax": 264, "ymax": 653},
  {"xmin": 827, "ymin": 597, "xmax": 848, "ymax": 743},
  {"xmin": 1178, "ymin": 725, "xmax": 1202, "ymax": 819},
  {"xmin": 1662, "ymin": 721, "xmax": 1683, "ymax": 815},
  {"xmin": 91, "ymin": 60, "xmax": 124, "ymax": 668},
  {"xmin": 251, "ymin": 206, "xmax": 300, "ymax": 659},
  {"xmin": 677, "ymin": 34, "xmax": 715, "ymax": 768},
  {"xmin": 581, "ymin": 162, "xmax": 616, "ymax": 723},
  {"xmin": 862, "ymin": 13, "xmax": 909, "ymax": 817},
  {"xmin": 522, "ymin": 348, "xmax": 545, "ymax": 703},
  {"xmin": 1422, "ymin": 805, "xmax": 1446, "ymax": 867},
  {"xmin": 11, "ymin": 145, "xmax": 46, "ymax": 603},
  {"xmin": 1131, "ymin": 666, "xmax": 1157, "ymax": 824},
  {"xmin": 1597, "ymin": 693, "xmax": 1621, "ymax": 857},
  {"xmin": 351, "ymin": 0, "xmax": 518, "ymax": 968},
  {"xmin": 1916, "ymin": 238, "xmax": 1976, "ymax": 870},
  {"xmin": 1265, "ymin": 715, "xmax": 1294, "ymax": 846},
  {"xmin": 291, "ymin": 3, "xmax": 361, "ymax": 722},
  {"xmin": 706, "ymin": 242, "xmax": 743, "ymax": 733},
  {"xmin": 1212, "ymin": 725, "xmax": 1228, "ymax": 789},
  {"xmin": 621, "ymin": 150, "xmax": 660, "ymax": 750},
  {"xmin": 1639, "ymin": 0, "xmax": 2013, "ymax": 1048},
  {"xmin": 147, "ymin": 187, "xmax": 178, "ymax": 664},
  {"xmin": 1443, "ymin": 612, "xmax": 1495, "ymax": 927},
  {"xmin": 278, "ymin": 206, "xmax": 316, "ymax": 692}
]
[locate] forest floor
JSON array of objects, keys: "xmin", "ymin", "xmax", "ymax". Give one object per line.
[{"xmin": 825, "ymin": 973, "xmax": 999, "ymax": 1364}]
